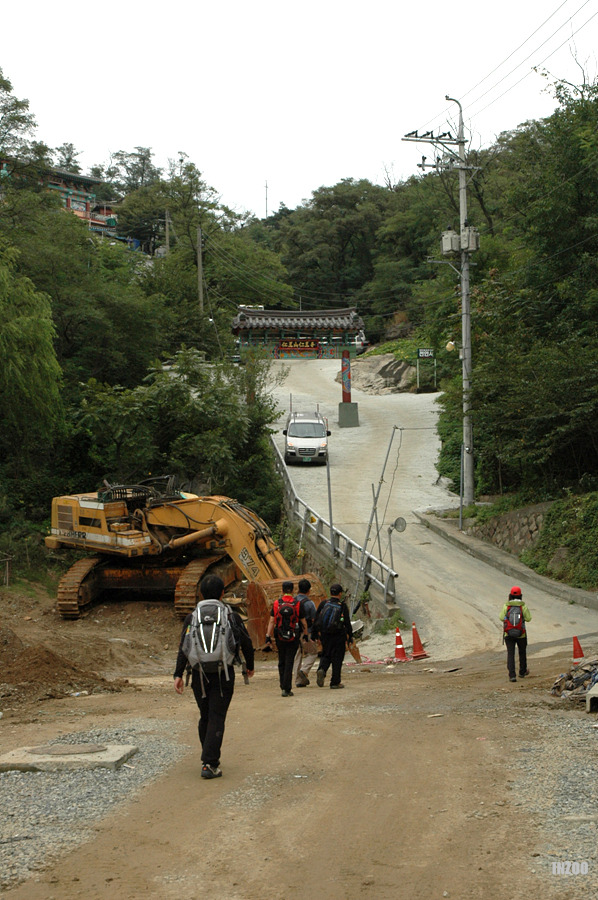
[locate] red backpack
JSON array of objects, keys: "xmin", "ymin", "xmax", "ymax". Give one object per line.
[
  {"xmin": 504, "ymin": 605, "xmax": 525, "ymax": 638},
  {"xmin": 274, "ymin": 596, "xmax": 300, "ymax": 641}
]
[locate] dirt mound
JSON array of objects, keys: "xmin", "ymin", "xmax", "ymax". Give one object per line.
[
  {"xmin": 0, "ymin": 641, "xmax": 130, "ymax": 703},
  {"xmin": 0, "ymin": 583, "xmax": 182, "ymax": 710},
  {"xmin": 0, "ymin": 624, "xmax": 25, "ymax": 665}
]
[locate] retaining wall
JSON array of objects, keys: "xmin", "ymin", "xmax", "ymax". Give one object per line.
[{"xmin": 465, "ymin": 502, "xmax": 552, "ymax": 556}]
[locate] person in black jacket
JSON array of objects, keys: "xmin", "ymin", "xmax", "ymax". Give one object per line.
[
  {"xmin": 173, "ymin": 574, "xmax": 254, "ymax": 779},
  {"xmin": 312, "ymin": 583, "xmax": 353, "ymax": 689}
]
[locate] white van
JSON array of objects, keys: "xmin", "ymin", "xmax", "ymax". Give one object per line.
[{"xmin": 283, "ymin": 411, "xmax": 330, "ymax": 465}]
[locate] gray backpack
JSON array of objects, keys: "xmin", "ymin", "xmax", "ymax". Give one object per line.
[{"xmin": 182, "ymin": 599, "xmax": 238, "ymax": 684}]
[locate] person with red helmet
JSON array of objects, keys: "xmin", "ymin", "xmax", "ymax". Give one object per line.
[{"xmin": 500, "ymin": 586, "xmax": 532, "ymax": 682}]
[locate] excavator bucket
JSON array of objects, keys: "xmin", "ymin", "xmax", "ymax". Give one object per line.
[{"xmin": 244, "ymin": 574, "xmax": 326, "ymax": 648}]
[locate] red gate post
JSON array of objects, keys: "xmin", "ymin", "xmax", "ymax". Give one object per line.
[{"xmin": 338, "ymin": 350, "xmax": 359, "ymax": 427}]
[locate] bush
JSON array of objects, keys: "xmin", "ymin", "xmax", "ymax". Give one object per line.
[
  {"xmin": 371, "ymin": 609, "xmax": 406, "ymax": 634},
  {"xmin": 522, "ymin": 493, "xmax": 598, "ymax": 590}
]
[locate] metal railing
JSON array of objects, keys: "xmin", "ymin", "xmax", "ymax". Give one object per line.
[{"xmin": 270, "ymin": 438, "xmax": 397, "ymax": 608}]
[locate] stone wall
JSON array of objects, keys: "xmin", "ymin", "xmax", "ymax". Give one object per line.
[{"xmin": 466, "ymin": 502, "xmax": 553, "ymax": 556}]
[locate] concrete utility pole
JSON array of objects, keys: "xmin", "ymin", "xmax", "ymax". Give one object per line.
[
  {"xmin": 197, "ymin": 226, "xmax": 204, "ymax": 314},
  {"xmin": 402, "ymin": 98, "xmax": 479, "ymax": 506},
  {"xmin": 448, "ymin": 97, "xmax": 474, "ymax": 507}
]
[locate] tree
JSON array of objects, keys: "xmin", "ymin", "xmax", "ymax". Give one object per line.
[
  {"xmin": 73, "ymin": 349, "xmax": 285, "ymax": 523},
  {"xmin": 0, "ymin": 188, "xmax": 164, "ymax": 390},
  {"xmin": 436, "ymin": 77, "xmax": 598, "ymax": 496},
  {"xmin": 274, "ymin": 179, "xmax": 393, "ymax": 307},
  {"xmin": 54, "ymin": 142, "xmax": 82, "ymax": 173},
  {"xmin": 0, "ymin": 68, "xmax": 36, "ymax": 158},
  {"xmin": 106, "ymin": 147, "xmax": 162, "ymax": 196},
  {"xmin": 116, "ymin": 182, "xmax": 168, "ymax": 255},
  {"xmin": 0, "ymin": 239, "xmax": 62, "ymax": 475}
]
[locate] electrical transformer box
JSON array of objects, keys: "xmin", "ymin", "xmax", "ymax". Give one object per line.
[
  {"xmin": 441, "ymin": 229, "xmax": 460, "ymax": 255},
  {"xmin": 460, "ymin": 226, "xmax": 480, "ymax": 251}
]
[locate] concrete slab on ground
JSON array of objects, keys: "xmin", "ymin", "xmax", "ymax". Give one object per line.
[{"xmin": 0, "ymin": 743, "xmax": 138, "ymax": 772}]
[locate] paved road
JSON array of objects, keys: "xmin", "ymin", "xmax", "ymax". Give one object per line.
[{"xmin": 269, "ymin": 359, "xmax": 598, "ymax": 661}]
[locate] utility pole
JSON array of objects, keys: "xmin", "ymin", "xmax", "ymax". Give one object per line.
[
  {"xmin": 165, "ymin": 210, "xmax": 170, "ymax": 254},
  {"xmin": 451, "ymin": 96, "xmax": 475, "ymax": 508},
  {"xmin": 402, "ymin": 97, "xmax": 479, "ymax": 506},
  {"xmin": 265, "ymin": 180, "xmax": 268, "ymax": 219},
  {"xmin": 197, "ymin": 226, "xmax": 204, "ymax": 314}
]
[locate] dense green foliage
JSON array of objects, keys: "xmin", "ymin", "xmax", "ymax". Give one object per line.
[{"xmin": 521, "ymin": 493, "xmax": 598, "ymax": 590}]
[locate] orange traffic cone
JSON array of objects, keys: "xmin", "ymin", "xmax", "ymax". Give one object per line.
[
  {"xmin": 572, "ymin": 635, "xmax": 585, "ymax": 665},
  {"xmin": 394, "ymin": 628, "xmax": 411, "ymax": 662},
  {"xmin": 411, "ymin": 622, "xmax": 429, "ymax": 660}
]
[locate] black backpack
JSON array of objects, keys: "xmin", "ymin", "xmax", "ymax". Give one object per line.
[
  {"xmin": 504, "ymin": 604, "xmax": 525, "ymax": 638},
  {"xmin": 319, "ymin": 599, "xmax": 344, "ymax": 634},
  {"xmin": 275, "ymin": 597, "xmax": 300, "ymax": 641}
]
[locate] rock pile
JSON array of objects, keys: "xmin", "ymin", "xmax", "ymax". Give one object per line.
[
  {"xmin": 550, "ymin": 658, "xmax": 598, "ymax": 702},
  {"xmin": 337, "ymin": 353, "xmax": 416, "ymax": 395}
]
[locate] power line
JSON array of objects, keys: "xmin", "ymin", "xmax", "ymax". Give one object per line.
[
  {"xmin": 417, "ymin": 0, "xmax": 597, "ymax": 137},
  {"xmin": 470, "ymin": 6, "xmax": 598, "ymax": 120},
  {"xmin": 459, "ymin": 0, "xmax": 575, "ymax": 105}
]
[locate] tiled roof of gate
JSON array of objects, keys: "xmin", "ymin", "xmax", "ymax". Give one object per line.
[{"xmin": 232, "ymin": 307, "xmax": 364, "ymax": 332}]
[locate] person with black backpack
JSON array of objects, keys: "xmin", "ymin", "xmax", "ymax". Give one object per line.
[
  {"xmin": 173, "ymin": 574, "xmax": 254, "ymax": 779},
  {"xmin": 265, "ymin": 580, "xmax": 308, "ymax": 697},
  {"xmin": 500, "ymin": 585, "xmax": 532, "ymax": 683},
  {"xmin": 312, "ymin": 583, "xmax": 353, "ymax": 689}
]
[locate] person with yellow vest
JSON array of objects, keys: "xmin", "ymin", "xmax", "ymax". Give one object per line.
[{"xmin": 500, "ymin": 586, "xmax": 532, "ymax": 683}]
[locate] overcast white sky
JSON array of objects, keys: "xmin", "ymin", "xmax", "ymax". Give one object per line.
[{"xmin": 2, "ymin": 0, "xmax": 597, "ymax": 218}]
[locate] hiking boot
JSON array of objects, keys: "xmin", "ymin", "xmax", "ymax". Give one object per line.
[
  {"xmin": 316, "ymin": 669, "xmax": 325, "ymax": 687},
  {"xmin": 509, "ymin": 676, "xmax": 517, "ymax": 682},
  {"xmin": 520, "ymin": 669, "xmax": 530, "ymax": 677},
  {"xmin": 281, "ymin": 690, "xmax": 294, "ymax": 697},
  {"xmin": 201, "ymin": 764, "xmax": 222, "ymax": 779},
  {"xmin": 296, "ymin": 671, "xmax": 310, "ymax": 687},
  {"xmin": 330, "ymin": 683, "xmax": 345, "ymax": 689}
]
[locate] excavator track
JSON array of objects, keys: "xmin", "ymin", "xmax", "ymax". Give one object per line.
[
  {"xmin": 174, "ymin": 555, "xmax": 239, "ymax": 618},
  {"xmin": 56, "ymin": 557, "xmax": 103, "ymax": 619}
]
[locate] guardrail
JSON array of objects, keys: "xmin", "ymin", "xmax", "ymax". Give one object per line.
[{"xmin": 270, "ymin": 438, "xmax": 397, "ymax": 609}]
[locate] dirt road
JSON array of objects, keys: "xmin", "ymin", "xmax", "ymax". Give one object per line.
[
  {"xmin": 1, "ymin": 358, "xmax": 597, "ymax": 898},
  {"xmin": 0, "ymin": 593, "xmax": 588, "ymax": 900}
]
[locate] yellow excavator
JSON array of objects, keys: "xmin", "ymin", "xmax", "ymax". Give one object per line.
[{"xmin": 45, "ymin": 476, "xmax": 325, "ymax": 646}]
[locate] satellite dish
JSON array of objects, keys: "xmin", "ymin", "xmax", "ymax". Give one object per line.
[{"xmin": 393, "ymin": 517, "xmax": 407, "ymax": 533}]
